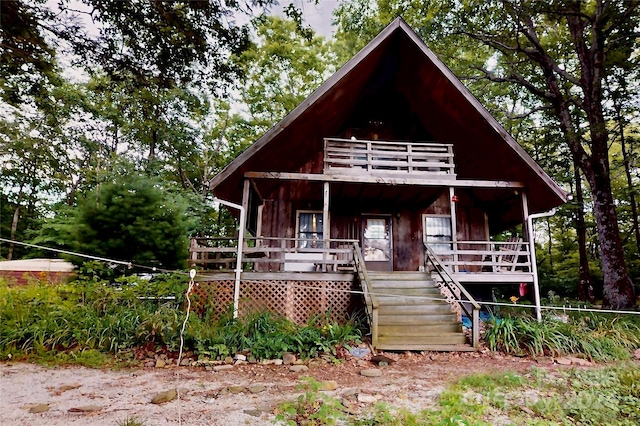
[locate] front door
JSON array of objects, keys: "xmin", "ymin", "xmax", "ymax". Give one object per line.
[{"xmin": 362, "ymin": 216, "xmax": 393, "ymax": 271}]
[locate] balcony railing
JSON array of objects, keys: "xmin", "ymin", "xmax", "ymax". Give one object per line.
[
  {"xmin": 323, "ymin": 138, "xmax": 455, "ymax": 177},
  {"xmin": 425, "ymin": 239, "xmax": 533, "ymax": 277}
]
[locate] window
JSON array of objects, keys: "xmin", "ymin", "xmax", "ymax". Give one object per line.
[
  {"xmin": 363, "ymin": 217, "xmax": 391, "ymax": 261},
  {"xmin": 423, "ymin": 215, "xmax": 452, "ymax": 254},
  {"xmin": 297, "ymin": 211, "xmax": 323, "ymax": 249}
]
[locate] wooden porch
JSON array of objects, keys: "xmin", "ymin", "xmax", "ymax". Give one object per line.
[
  {"xmin": 187, "ymin": 236, "xmax": 537, "ymax": 351},
  {"xmin": 188, "ymin": 236, "xmax": 533, "ymax": 285},
  {"xmin": 426, "ymin": 239, "xmax": 534, "ymax": 284}
]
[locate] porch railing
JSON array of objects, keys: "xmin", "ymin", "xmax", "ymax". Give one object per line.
[
  {"xmin": 428, "ymin": 239, "xmax": 532, "ymax": 274},
  {"xmin": 352, "ymin": 242, "xmax": 379, "ymax": 348},
  {"xmin": 424, "ymin": 242, "xmax": 481, "ymax": 348},
  {"xmin": 323, "ymin": 138, "xmax": 455, "ymax": 177},
  {"xmin": 189, "ymin": 237, "xmax": 357, "ymax": 272}
]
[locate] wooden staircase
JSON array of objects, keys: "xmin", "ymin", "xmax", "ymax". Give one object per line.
[{"xmin": 368, "ymin": 271, "xmax": 473, "ymax": 351}]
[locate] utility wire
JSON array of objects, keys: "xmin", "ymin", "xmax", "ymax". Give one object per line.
[
  {"xmin": 0, "ymin": 237, "xmax": 188, "ymax": 275},
  {"xmin": 3, "ymin": 237, "xmax": 639, "ymax": 317}
]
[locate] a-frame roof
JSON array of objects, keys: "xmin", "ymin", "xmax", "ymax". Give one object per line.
[{"xmin": 210, "ymin": 18, "xmax": 567, "ymax": 215}]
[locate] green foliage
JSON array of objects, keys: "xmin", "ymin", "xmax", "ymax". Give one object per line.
[
  {"xmin": 275, "ymin": 377, "xmax": 347, "ymax": 426},
  {"xmin": 35, "ymin": 167, "xmax": 195, "ymax": 273},
  {"xmin": 284, "ymin": 365, "xmax": 640, "ymax": 426},
  {"xmin": 117, "ymin": 416, "xmax": 147, "ymax": 426},
  {"xmin": 0, "ymin": 277, "xmax": 361, "ymax": 365},
  {"xmin": 484, "ymin": 313, "xmax": 640, "ymax": 361},
  {"xmin": 355, "ymin": 393, "xmax": 487, "ymax": 426},
  {"xmin": 423, "ymin": 365, "xmax": 640, "ymax": 426},
  {"xmin": 186, "ymin": 310, "xmax": 362, "ymax": 361}
]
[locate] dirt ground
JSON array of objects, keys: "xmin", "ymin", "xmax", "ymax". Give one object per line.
[{"xmin": 0, "ymin": 350, "xmax": 556, "ymax": 426}]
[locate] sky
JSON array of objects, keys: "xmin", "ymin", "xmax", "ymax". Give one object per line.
[{"xmin": 272, "ymin": 0, "xmax": 339, "ymax": 37}]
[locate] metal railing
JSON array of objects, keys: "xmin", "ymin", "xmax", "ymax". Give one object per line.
[
  {"xmin": 424, "ymin": 242, "xmax": 481, "ymax": 348},
  {"xmin": 324, "ymin": 138, "xmax": 455, "ymax": 176},
  {"xmin": 351, "ymin": 241, "xmax": 379, "ymax": 348}
]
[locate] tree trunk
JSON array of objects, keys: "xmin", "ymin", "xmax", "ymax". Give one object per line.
[
  {"xmin": 620, "ymin": 134, "xmax": 640, "ymax": 255},
  {"xmin": 613, "ymin": 92, "xmax": 640, "ymax": 256},
  {"xmin": 573, "ymin": 165, "xmax": 595, "ymax": 303},
  {"xmin": 583, "ymin": 160, "xmax": 635, "ymax": 309},
  {"xmin": 7, "ymin": 205, "xmax": 20, "ymax": 261},
  {"xmin": 546, "ymin": 218, "xmax": 553, "ymax": 271}
]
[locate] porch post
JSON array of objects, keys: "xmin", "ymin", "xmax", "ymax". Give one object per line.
[
  {"xmin": 241, "ymin": 179, "xmax": 251, "ymax": 248},
  {"xmin": 323, "ymin": 181, "xmax": 330, "ymax": 271},
  {"xmin": 522, "ymin": 191, "xmax": 542, "ymax": 322},
  {"xmin": 521, "ymin": 190, "xmax": 530, "ymax": 240},
  {"xmin": 213, "ymin": 197, "xmax": 245, "ymax": 319},
  {"xmin": 449, "ymin": 187, "xmax": 458, "ymax": 272}
]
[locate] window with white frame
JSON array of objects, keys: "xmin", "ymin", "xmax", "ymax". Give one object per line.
[
  {"xmin": 423, "ymin": 215, "xmax": 452, "ymax": 254},
  {"xmin": 297, "ymin": 211, "xmax": 323, "ymax": 249}
]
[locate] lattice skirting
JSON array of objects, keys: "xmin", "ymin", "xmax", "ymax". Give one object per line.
[{"xmin": 190, "ymin": 279, "xmax": 363, "ymax": 325}]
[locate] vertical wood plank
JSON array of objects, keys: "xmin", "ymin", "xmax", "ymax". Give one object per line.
[
  {"xmin": 241, "ymin": 179, "xmax": 251, "ymax": 249},
  {"xmin": 521, "ymin": 190, "xmax": 530, "ymax": 240},
  {"xmin": 323, "ymin": 181, "xmax": 330, "ymax": 271},
  {"xmin": 449, "ymin": 187, "xmax": 459, "ymax": 272}
]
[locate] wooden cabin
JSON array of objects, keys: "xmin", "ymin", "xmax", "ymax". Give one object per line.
[{"xmin": 190, "ymin": 18, "xmax": 567, "ymax": 351}]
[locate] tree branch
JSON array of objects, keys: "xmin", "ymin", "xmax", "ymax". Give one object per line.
[{"xmin": 471, "ymin": 66, "xmax": 556, "ymax": 101}]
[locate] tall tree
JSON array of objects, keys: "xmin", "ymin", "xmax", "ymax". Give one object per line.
[
  {"xmin": 206, "ymin": 15, "xmax": 336, "ymax": 163},
  {"xmin": 332, "ymin": 0, "xmax": 638, "ymax": 309},
  {"xmin": 453, "ymin": 0, "xmax": 638, "ymax": 309}
]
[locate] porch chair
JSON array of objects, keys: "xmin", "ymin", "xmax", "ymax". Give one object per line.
[{"xmin": 496, "ymin": 237, "xmax": 522, "ymax": 272}]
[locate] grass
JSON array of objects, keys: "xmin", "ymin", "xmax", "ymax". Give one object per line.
[
  {"xmin": 276, "ymin": 364, "xmax": 640, "ymax": 425},
  {"xmin": 0, "ymin": 276, "xmax": 362, "ymax": 366},
  {"xmin": 483, "ymin": 312, "xmax": 640, "ymax": 361}
]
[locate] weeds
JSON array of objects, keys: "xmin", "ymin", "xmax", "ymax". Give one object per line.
[
  {"xmin": 117, "ymin": 416, "xmax": 146, "ymax": 426},
  {"xmin": 275, "ymin": 377, "xmax": 347, "ymax": 425}
]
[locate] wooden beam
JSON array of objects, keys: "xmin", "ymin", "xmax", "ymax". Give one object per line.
[
  {"xmin": 249, "ymin": 178, "xmax": 264, "ymax": 201},
  {"xmin": 521, "ymin": 190, "xmax": 530, "ymax": 240},
  {"xmin": 241, "ymin": 179, "xmax": 251, "ymax": 246},
  {"xmin": 449, "ymin": 187, "xmax": 458, "ymax": 273},
  {"xmin": 244, "ymin": 171, "xmax": 525, "ymax": 188},
  {"xmin": 323, "ymin": 181, "xmax": 330, "ymax": 271}
]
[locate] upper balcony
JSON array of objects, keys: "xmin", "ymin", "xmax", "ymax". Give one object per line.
[{"xmin": 323, "ymin": 138, "xmax": 456, "ymax": 178}]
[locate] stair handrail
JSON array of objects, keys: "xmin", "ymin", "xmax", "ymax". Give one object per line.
[
  {"xmin": 424, "ymin": 242, "xmax": 481, "ymax": 348},
  {"xmin": 352, "ymin": 241, "xmax": 379, "ymax": 348}
]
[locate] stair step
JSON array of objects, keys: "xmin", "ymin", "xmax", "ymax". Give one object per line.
[
  {"xmin": 370, "ymin": 279, "xmax": 438, "ymax": 288},
  {"xmin": 376, "ymin": 343, "xmax": 476, "ymax": 352},
  {"xmin": 363, "ymin": 272, "xmax": 474, "ymax": 352},
  {"xmin": 378, "ymin": 313, "xmax": 460, "ymax": 325},
  {"xmin": 378, "ymin": 334, "xmax": 468, "ymax": 346},
  {"xmin": 379, "ymin": 323, "xmax": 463, "ymax": 335},
  {"xmin": 377, "ymin": 296, "xmax": 448, "ymax": 305},
  {"xmin": 371, "ymin": 288, "xmax": 441, "ymax": 296},
  {"xmin": 368, "ymin": 272, "xmax": 433, "ymax": 281},
  {"xmin": 378, "ymin": 304, "xmax": 454, "ymax": 315}
]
